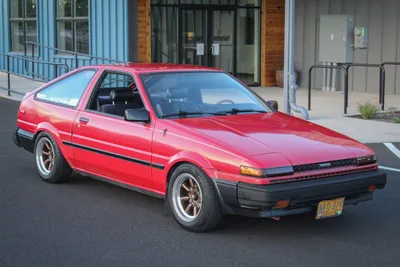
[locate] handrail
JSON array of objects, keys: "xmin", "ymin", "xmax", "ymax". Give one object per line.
[
  {"xmin": 0, "ymin": 52, "xmax": 69, "ymax": 96},
  {"xmin": 25, "ymin": 41, "xmax": 132, "ymax": 65},
  {"xmin": 0, "ymin": 52, "xmax": 70, "ymax": 71},
  {"xmin": 308, "ymin": 65, "xmax": 348, "ymax": 113}
]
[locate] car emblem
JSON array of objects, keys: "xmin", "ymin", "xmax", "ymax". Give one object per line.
[{"xmin": 319, "ymin": 162, "xmax": 331, "ymax": 168}]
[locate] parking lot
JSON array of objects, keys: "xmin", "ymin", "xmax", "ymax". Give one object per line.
[{"xmin": 1, "ymin": 97, "xmax": 399, "ymax": 267}]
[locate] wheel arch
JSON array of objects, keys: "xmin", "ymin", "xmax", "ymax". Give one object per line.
[
  {"xmin": 34, "ymin": 122, "xmax": 74, "ymax": 168},
  {"xmin": 164, "ymin": 151, "xmax": 217, "ymax": 187}
]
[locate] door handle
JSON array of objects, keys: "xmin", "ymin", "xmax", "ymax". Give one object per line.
[{"xmin": 79, "ymin": 117, "xmax": 89, "ymax": 124}]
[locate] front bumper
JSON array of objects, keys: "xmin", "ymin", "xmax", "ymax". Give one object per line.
[{"xmin": 214, "ymin": 169, "xmax": 387, "ymax": 218}]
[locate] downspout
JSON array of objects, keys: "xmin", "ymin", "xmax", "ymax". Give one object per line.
[
  {"xmin": 322, "ymin": 62, "xmax": 327, "ymax": 91},
  {"xmin": 284, "ymin": 0, "xmax": 309, "ymax": 120},
  {"xmin": 331, "ymin": 62, "xmax": 338, "ymax": 91},
  {"xmin": 326, "ymin": 62, "xmax": 332, "ymax": 91}
]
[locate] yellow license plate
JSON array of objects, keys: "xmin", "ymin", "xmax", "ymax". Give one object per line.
[{"xmin": 316, "ymin": 197, "xmax": 345, "ymax": 220}]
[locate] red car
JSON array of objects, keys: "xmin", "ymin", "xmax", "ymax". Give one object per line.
[{"xmin": 13, "ymin": 63, "xmax": 386, "ymax": 232}]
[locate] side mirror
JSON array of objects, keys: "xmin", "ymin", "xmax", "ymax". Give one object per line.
[
  {"xmin": 267, "ymin": 100, "xmax": 278, "ymax": 110},
  {"xmin": 124, "ymin": 108, "xmax": 150, "ymax": 123}
]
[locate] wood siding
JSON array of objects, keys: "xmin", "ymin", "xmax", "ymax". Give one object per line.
[
  {"xmin": 137, "ymin": 0, "xmax": 151, "ymax": 63},
  {"xmin": 261, "ymin": 0, "xmax": 285, "ymax": 86}
]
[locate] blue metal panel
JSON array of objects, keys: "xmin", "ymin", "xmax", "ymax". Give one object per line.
[
  {"xmin": 39, "ymin": 0, "xmax": 56, "ymax": 80},
  {"xmin": 90, "ymin": 0, "xmax": 129, "ymax": 64},
  {"xmin": 1, "ymin": 0, "xmax": 129, "ymax": 83},
  {"xmin": 0, "ymin": 0, "xmax": 9, "ymax": 69}
]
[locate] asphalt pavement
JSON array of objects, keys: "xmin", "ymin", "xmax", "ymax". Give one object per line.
[{"xmin": 1, "ymin": 97, "xmax": 399, "ymax": 267}]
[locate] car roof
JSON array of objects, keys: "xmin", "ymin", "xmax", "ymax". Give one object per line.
[{"xmin": 80, "ymin": 63, "xmax": 224, "ymax": 73}]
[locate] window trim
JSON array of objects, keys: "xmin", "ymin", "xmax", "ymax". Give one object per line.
[
  {"xmin": 84, "ymin": 69, "xmax": 150, "ymax": 123},
  {"xmin": 8, "ymin": 0, "xmax": 38, "ymax": 53},
  {"xmin": 34, "ymin": 68, "xmax": 99, "ymax": 109},
  {"xmin": 55, "ymin": 0, "xmax": 90, "ymax": 55}
]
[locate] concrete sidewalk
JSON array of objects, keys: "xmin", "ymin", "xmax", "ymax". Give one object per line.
[
  {"xmin": 0, "ymin": 73, "xmax": 44, "ymax": 101},
  {"xmin": 1, "ymin": 73, "xmax": 399, "ymax": 143},
  {"xmin": 252, "ymin": 87, "xmax": 400, "ymax": 143}
]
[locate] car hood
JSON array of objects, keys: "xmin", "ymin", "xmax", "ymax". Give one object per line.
[{"xmin": 169, "ymin": 112, "xmax": 372, "ymax": 166}]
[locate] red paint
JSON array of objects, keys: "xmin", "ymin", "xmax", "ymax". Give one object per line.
[{"xmin": 16, "ymin": 64, "xmax": 377, "ymax": 196}]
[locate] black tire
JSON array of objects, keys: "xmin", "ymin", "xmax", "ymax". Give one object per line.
[
  {"xmin": 167, "ymin": 163, "xmax": 223, "ymax": 232},
  {"xmin": 33, "ymin": 131, "xmax": 71, "ymax": 183}
]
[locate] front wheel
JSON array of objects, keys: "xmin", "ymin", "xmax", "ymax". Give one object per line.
[{"xmin": 168, "ymin": 163, "xmax": 223, "ymax": 232}]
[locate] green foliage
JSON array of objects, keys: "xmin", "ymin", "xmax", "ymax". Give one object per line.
[
  {"xmin": 392, "ymin": 117, "xmax": 400, "ymax": 124},
  {"xmin": 387, "ymin": 106, "xmax": 398, "ymax": 114},
  {"xmin": 357, "ymin": 101, "xmax": 379, "ymax": 120}
]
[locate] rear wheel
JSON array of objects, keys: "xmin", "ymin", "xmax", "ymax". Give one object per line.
[
  {"xmin": 34, "ymin": 132, "xmax": 71, "ymax": 183},
  {"xmin": 168, "ymin": 163, "xmax": 223, "ymax": 232}
]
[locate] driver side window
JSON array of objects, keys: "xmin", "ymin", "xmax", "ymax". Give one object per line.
[{"xmin": 86, "ymin": 71, "xmax": 145, "ymax": 118}]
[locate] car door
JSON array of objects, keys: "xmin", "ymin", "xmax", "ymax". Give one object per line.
[{"xmin": 70, "ymin": 70, "xmax": 154, "ymax": 190}]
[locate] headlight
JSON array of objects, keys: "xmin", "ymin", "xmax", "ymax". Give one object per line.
[{"xmin": 357, "ymin": 155, "xmax": 377, "ymax": 166}]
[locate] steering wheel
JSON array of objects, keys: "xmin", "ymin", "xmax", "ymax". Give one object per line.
[{"xmin": 216, "ymin": 99, "xmax": 235, "ymax": 104}]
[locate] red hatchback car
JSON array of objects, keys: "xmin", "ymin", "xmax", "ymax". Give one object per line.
[{"xmin": 13, "ymin": 63, "xmax": 386, "ymax": 232}]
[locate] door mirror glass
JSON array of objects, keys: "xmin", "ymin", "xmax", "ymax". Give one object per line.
[
  {"xmin": 124, "ymin": 109, "xmax": 150, "ymax": 123},
  {"xmin": 266, "ymin": 100, "xmax": 278, "ymax": 110}
]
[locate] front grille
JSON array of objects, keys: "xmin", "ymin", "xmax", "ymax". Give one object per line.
[
  {"xmin": 292, "ymin": 158, "xmax": 357, "ymax": 173},
  {"xmin": 269, "ymin": 166, "xmax": 376, "ymax": 184}
]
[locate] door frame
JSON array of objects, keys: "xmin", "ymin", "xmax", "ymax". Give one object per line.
[{"xmin": 178, "ymin": 5, "xmax": 237, "ymax": 76}]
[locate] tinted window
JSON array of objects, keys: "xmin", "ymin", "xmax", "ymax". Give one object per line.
[
  {"xmin": 100, "ymin": 73, "xmax": 135, "ymax": 89},
  {"xmin": 36, "ymin": 70, "xmax": 96, "ymax": 107}
]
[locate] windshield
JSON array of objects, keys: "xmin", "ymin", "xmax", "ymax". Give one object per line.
[{"xmin": 139, "ymin": 71, "xmax": 272, "ymax": 118}]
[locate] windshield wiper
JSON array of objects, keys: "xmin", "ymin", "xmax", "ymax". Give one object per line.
[
  {"xmin": 161, "ymin": 110, "xmax": 228, "ymax": 118},
  {"xmin": 161, "ymin": 111, "xmax": 204, "ymax": 118},
  {"xmin": 215, "ymin": 108, "xmax": 267, "ymax": 115}
]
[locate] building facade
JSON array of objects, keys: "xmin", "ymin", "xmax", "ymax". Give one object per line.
[
  {"xmin": 1, "ymin": 0, "xmax": 400, "ymax": 96},
  {"xmin": 0, "ymin": 0, "xmax": 132, "ymax": 80}
]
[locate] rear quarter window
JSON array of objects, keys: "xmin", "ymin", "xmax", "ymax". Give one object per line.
[{"xmin": 35, "ymin": 69, "xmax": 96, "ymax": 107}]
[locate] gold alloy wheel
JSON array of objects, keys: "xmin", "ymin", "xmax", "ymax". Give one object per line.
[
  {"xmin": 35, "ymin": 137, "xmax": 55, "ymax": 176},
  {"xmin": 172, "ymin": 173, "xmax": 203, "ymax": 222}
]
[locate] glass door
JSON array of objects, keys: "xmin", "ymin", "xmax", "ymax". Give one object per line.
[
  {"xmin": 209, "ymin": 9, "xmax": 235, "ymax": 74},
  {"xmin": 179, "ymin": 9, "xmax": 208, "ymax": 66}
]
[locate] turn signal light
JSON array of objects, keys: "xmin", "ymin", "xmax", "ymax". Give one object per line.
[
  {"xmin": 368, "ymin": 184, "xmax": 376, "ymax": 192},
  {"xmin": 240, "ymin": 166, "xmax": 264, "ymax": 177},
  {"xmin": 273, "ymin": 200, "xmax": 290, "ymax": 209}
]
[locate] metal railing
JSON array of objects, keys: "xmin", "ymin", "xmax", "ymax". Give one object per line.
[
  {"xmin": 379, "ymin": 62, "xmax": 400, "ymax": 111},
  {"xmin": 1, "ymin": 41, "xmax": 133, "ymax": 97},
  {"xmin": 308, "ymin": 65, "xmax": 348, "ymax": 113},
  {"xmin": 343, "ymin": 63, "xmax": 385, "ymax": 112},
  {"xmin": 24, "ymin": 41, "xmax": 132, "ymax": 70},
  {"xmin": 0, "ymin": 52, "xmax": 69, "ymax": 96},
  {"xmin": 308, "ymin": 63, "xmax": 392, "ymax": 114}
]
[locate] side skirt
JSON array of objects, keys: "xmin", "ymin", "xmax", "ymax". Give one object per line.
[{"xmin": 73, "ymin": 169, "xmax": 165, "ymax": 199}]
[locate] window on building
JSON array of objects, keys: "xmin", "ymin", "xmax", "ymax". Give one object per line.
[
  {"xmin": 35, "ymin": 69, "xmax": 96, "ymax": 107},
  {"xmin": 9, "ymin": 0, "xmax": 37, "ymax": 52},
  {"xmin": 246, "ymin": 7, "xmax": 255, "ymax": 45},
  {"xmin": 55, "ymin": 0, "xmax": 89, "ymax": 54},
  {"xmin": 151, "ymin": 5, "xmax": 178, "ymax": 64}
]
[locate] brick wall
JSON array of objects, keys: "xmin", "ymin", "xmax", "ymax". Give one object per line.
[{"xmin": 261, "ymin": 0, "xmax": 285, "ymax": 87}]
